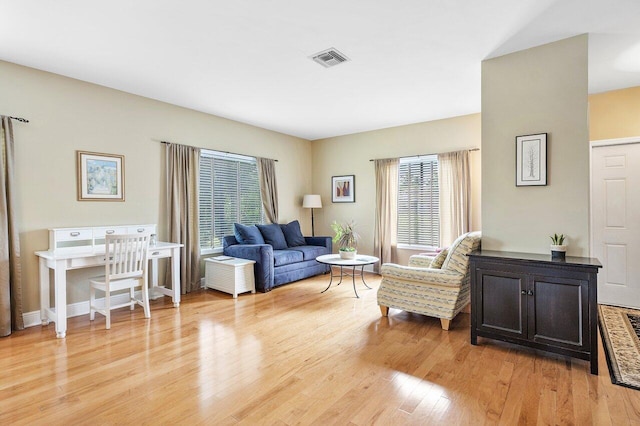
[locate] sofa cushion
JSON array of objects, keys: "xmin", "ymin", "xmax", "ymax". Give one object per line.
[
  {"xmin": 289, "ymin": 245, "xmax": 328, "ymax": 261},
  {"xmin": 273, "ymin": 249, "xmax": 304, "ymax": 266},
  {"xmin": 274, "ymin": 262, "xmax": 328, "ymax": 286},
  {"xmin": 257, "ymin": 223, "xmax": 288, "ymax": 249},
  {"xmin": 234, "ymin": 223, "xmax": 265, "ymax": 245},
  {"xmin": 280, "ymin": 220, "xmax": 306, "ymax": 247}
]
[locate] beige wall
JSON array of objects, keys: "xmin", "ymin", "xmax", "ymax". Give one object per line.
[
  {"xmin": 311, "ymin": 113, "xmax": 482, "ymax": 264},
  {"xmin": 481, "ymin": 35, "xmax": 589, "ymax": 256},
  {"xmin": 589, "ymin": 86, "xmax": 640, "ymax": 141},
  {"xmin": 0, "ymin": 60, "xmax": 312, "ymax": 312},
  {"xmin": 6, "ymin": 35, "xmax": 633, "ymax": 317}
]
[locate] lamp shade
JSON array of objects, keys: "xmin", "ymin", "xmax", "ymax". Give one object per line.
[{"xmin": 302, "ymin": 194, "xmax": 322, "ymax": 209}]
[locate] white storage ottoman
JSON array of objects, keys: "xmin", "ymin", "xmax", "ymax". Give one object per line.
[{"xmin": 205, "ymin": 256, "xmax": 256, "ymax": 298}]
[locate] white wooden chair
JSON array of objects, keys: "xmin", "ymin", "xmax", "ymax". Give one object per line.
[{"xmin": 89, "ymin": 233, "xmax": 151, "ymax": 329}]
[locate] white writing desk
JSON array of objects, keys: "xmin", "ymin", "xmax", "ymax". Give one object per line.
[{"xmin": 35, "ymin": 224, "xmax": 183, "ymax": 338}]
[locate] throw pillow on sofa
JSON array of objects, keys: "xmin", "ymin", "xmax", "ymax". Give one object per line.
[
  {"xmin": 429, "ymin": 248, "xmax": 449, "ymax": 269},
  {"xmin": 280, "ymin": 220, "xmax": 306, "ymax": 247},
  {"xmin": 257, "ymin": 223, "xmax": 288, "ymax": 249},
  {"xmin": 234, "ymin": 223, "xmax": 265, "ymax": 245}
]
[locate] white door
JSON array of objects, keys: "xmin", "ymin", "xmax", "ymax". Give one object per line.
[{"xmin": 591, "ymin": 141, "xmax": 640, "ymax": 308}]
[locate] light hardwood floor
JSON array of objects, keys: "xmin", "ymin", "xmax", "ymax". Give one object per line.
[{"xmin": 2, "ymin": 273, "xmax": 640, "ymax": 425}]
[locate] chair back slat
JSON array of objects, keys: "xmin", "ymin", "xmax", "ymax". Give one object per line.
[{"xmin": 105, "ymin": 233, "xmax": 151, "ymax": 281}]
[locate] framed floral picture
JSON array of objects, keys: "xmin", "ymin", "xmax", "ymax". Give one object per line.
[
  {"xmin": 332, "ymin": 175, "xmax": 355, "ymax": 203},
  {"xmin": 77, "ymin": 151, "xmax": 125, "ymax": 201}
]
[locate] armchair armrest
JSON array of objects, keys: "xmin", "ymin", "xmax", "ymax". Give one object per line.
[
  {"xmin": 304, "ymin": 236, "xmax": 332, "ymax": 251},
  {"xmin": 223, "ymin": 244, "xmax": 274, "ymax": 292},
  {"xmin": 380, "ymin": 263, "xmax": 463, "ymax": 287}
]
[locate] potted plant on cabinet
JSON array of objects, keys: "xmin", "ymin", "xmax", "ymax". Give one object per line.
[
  {"xmin": 550, "ymin": 233, "xmax": 567, "ymax": 259},
  {"xmin": 331, "ymin": 220, "xmax": 360, "ymax": 259}
]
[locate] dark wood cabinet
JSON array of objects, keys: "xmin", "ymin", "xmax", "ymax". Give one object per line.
[{"xmin": 469, "ymin": 250, "xmax": 601, "ymax": 375}]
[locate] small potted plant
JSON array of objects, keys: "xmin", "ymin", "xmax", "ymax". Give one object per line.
[
  {"xmin": 331, "ymin": 220, "xmax": 360, "ymax": 259},
  {"xmin": 550, "ymin": 233, "xmax": 567, "ymax": 259}
]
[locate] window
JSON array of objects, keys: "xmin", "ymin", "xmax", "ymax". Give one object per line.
[
  {"xmin": 397, "ymin": 155, "xmax": 439, "ymax": 248},
  {"xmin": 199, "ymin": 151, "xmax": 263, "ymax": 251}
]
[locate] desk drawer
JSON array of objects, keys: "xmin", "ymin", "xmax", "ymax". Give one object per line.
[
  {"xmin": 55, "ymin": 229, "xmax": 93, "ymax": 242},
  {"xmin": 127, "ymin": 225, "xmax": 156, "ymax": 235},
  {"xmin": 68, "ymin": 256, "xmax": 103, "ymax": 269},
  {"xmin": 148, "ymin": 247, "xmax": 171, "ymax": 259},
  {"xmin": 93, "ymin": 226, "xmax": 128, "ymax": 239}
]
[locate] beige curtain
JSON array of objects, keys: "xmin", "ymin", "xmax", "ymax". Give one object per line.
[
  {"xmin": 374, "ymin": 158, "xmax": 399, "ymax": 272},
  {"xmin": 438, "ymin": 150, "xmax": 470, "ymax": 247},
  {"xmin": 0, "ymin": 117, "xmax": 23, "ymax": 336},
  {"xmin": 165, "ymin": 143, "xmax": 201, "ymax": 293},
  {"xmin": 257, "ymin": 157, "xmax": 279, "ymax": 223}
]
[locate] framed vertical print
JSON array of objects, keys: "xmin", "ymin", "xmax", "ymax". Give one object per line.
[
  {"xmin": 516, "ymin": 133, "xmax": 547, "ymax": 186},
  {"xmin": 77, "ymin": 151, "xmax": 125, "ymax": 201},
  {"xmin": 332, "ymin": 175, "xmax": 355, "ymax": 203}
]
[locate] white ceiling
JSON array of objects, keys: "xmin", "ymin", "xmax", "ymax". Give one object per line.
[{"xmin": 2, "ymin": 0, "xmax": 640, "ymax": 140}]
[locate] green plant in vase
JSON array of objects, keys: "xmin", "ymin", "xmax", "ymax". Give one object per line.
[
  {"xmin": 550, "ymin": 233, "xmax": 567, "ymax": 259},
  {"xmin": 331, "ymin": 220, "xmax": 360, "ymax": 259}
]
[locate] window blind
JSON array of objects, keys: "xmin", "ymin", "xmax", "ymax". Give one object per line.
[
  {"xmin": 199, "ymin": 152, "xmax": 263, "ymax": 250},
  {"xmin": 397, "ymin": 155, "xmax": 440, "ymax": 247}
]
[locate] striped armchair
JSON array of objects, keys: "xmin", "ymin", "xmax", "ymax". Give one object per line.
[{"xmin": 377, "ymin": 231, "xmax": 481, "ymax": 330}]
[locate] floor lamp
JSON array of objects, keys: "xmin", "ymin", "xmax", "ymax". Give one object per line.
[{"xmin": 302, "ymin": 194, "xmax": 322, "ymax": 237}]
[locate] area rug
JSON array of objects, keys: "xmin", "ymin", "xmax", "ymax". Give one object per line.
[{"xmin": 598, "ymin": 304, "xmax": 640, "ymax": 390}]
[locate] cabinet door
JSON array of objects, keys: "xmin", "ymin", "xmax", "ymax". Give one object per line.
[
  {"xmin": 528, "ymin": 275, "xmax": 589, "ymax": 351},
  {"xmin": 475, "ymin": 268, "xmax": 528, "ymax": 339}
]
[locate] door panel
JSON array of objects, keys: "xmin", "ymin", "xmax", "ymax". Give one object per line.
[
  {"xmin": 592, "ymin": 142, "xmax": 640, "ymax": 308},
  {"xmin": 605, "ymin": 179, "xmax": 626, "ymax": 227},
  {"xmin": 605, "ymin": 244, "xmax": 627, "ymax": 285},
  {"xmin": 530, "ymin": 276, "xmax": 587, "ymax": 350},
  {"xmin": 476, "ymin": 269, "xmax": 527, "ymax": 338}
]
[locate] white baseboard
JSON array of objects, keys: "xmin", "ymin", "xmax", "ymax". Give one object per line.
[
  {"xmin": 363, "ymin": 264, "xmax": 378, "ymax": 274},
  {"xmin": 22, "ymin": 310, "xmax": 42, "ymax": 328},
  {"xmin": 22, "ymin": 292, "xmax": 138, "ymax": 328}
]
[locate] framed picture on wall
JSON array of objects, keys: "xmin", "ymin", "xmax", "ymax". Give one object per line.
[
  {"xmin": 77, "ymin": 151, "xmax": 125, "ymax": 201},
  {"xmin": 516, "ymin": 133, "xmax": 547, "ymax": 186},
  {"xmin": 332, "ymin": 175, "xmax": 355, "ymax": 203}
]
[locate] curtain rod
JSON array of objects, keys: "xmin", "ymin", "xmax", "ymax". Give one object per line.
[
  {"xmin": 158, "ymin": 139, "xmax": 278, "ymax": 162},
  {"xmin": 369, "ymin": 147, "xmax": 479, "ymax": 162},
  {"xmin": 4, "ymin": 116, "xmax": 30, "ymax": 123}
]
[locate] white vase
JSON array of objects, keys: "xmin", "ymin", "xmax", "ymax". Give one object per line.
[{"xmin": 339, "ymin": 249, "xmax": 357, "ymax": 260}]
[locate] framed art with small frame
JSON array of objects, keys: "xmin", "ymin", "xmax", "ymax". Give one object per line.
[
  {"xmin": 516, "ymin": 133, "xmax": 547, "ymax": 186},
  {"xmin": 332, "ymin": 175, "xmax": 355, "ymax": 203}
]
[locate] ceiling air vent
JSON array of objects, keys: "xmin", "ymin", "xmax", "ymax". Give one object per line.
[{"xmin": 310, "ymin": 48, "xmax": 350, "ymax": 68}]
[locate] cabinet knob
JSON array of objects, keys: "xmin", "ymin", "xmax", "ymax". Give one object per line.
[
  {"xmin": 527, "ymin": 290, "xmax": 534, "ymax": 296},
  {"xmin": 521, "ymin": 290, "xmax": 527, "ymax": 295}
]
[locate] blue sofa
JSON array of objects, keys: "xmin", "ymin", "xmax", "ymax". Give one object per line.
[{"xmin": 222, "ymin": 221, "xmax": 332, "ymax": 292}]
